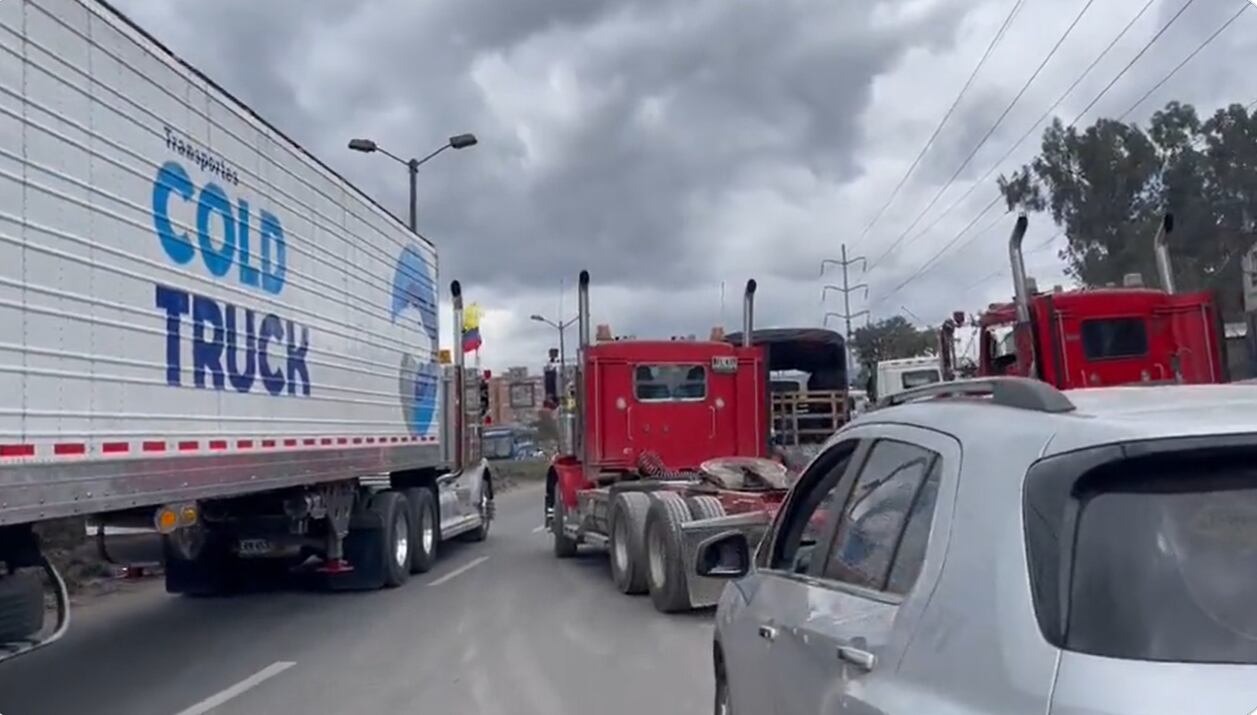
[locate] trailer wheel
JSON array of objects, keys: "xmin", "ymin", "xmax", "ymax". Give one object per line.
[
  {"xmin": 553, "ymin": 495, "xmax": 579, "ymax": 558},
  {"xmin": 645, "ymin": 492, "xmax": 694, "ymax": 613},
  {"xmin": 403, "ymin": 487, "xmax": 438, "ymax": 575},
  {"xmin": 369, "ymin": 491, "xmax": 411, "ymax": 588},
  {"xmin": 609, "ymin": 492, "xmax": 651, "ymax": 594},
  {"xmin": 687, "ymin": 495, "xmax": 726, "ymax": 522},
  {"xmin": 164, "ymin": 533, "xmax": 236, "ymax": 596},
  {"xmin": 0, "ymin": 570, "xmax": 44, "ymax": 643}
]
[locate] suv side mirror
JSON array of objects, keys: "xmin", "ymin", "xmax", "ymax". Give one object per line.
[{"xmin": 695, "ymin": 531, "xmax": 751, "ymax": 579}]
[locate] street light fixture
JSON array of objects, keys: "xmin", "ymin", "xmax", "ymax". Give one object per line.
[
  {"xmin": 531, "ymin": 314, "xmax": 578, "ymax": 374},
  {"xmin": 347, "ymin": 133, "xmax": 479, "ymax": 232}
]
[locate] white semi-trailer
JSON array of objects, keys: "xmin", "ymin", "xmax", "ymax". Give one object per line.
[{"xmin": 0, "ymin": 0, "xmax": 493, "ymax": 661}]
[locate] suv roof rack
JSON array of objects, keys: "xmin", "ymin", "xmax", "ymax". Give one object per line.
[{"xmin": 877, "ymin": 376, "xmax": 1076, "ymax": 414}]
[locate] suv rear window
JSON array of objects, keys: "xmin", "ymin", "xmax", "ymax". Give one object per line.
[
  {"xmin": 1080, "ymin": 317, "xmax": 1148, "ymax": 360},
  {"xmin": 1067, "ymin": 464, "xmax": 1257, "ymax": 664}
]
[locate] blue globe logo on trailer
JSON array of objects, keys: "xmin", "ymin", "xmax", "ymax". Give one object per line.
[{"xmin": 390, "ymin": 244, "xmax": 440, "ymax": 436}]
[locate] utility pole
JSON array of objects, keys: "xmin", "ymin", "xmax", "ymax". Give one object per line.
[{"xmin": 821, "ymin": 244, "xmax": 869, "ymax": 384}]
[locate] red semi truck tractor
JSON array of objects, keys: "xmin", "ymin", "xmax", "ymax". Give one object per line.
[
  {"xmin": 938, "ymin": 214, "xmax": 1225, "ymax": 389},
  {"xmin": 544, "ymin": 272, "xmax": 849, "ymax": 613}
]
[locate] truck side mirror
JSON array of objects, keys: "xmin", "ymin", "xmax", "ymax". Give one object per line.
[{"xmin": 695, "ymin": 531, "xmax": 751, "ymax": 579}]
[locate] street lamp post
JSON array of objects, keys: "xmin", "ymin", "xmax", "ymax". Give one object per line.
[
  {"xmin": 347, "ymin": 133, "xmax": 478, "ymax": 232},
  {"xmin": 531, "ymin": 313, "xmax": 578, "ymax": 453},
  {"xmin": 531, "ymin": 314, "xmax": 578, "ymax": 386}
]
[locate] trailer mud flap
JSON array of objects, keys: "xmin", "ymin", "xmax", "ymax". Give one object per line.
[{"xmin": 678, "ymin": 511, "xmax": 771, "ymax": 608}]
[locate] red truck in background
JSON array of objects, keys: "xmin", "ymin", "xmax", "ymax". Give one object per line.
[
  {"xmin": 938, "ymin": 214, "xmax": 1226, "ymax": 389},
  {"xmin": 544, "ymin": 272, "xmax": 848, "ymax": 612}
]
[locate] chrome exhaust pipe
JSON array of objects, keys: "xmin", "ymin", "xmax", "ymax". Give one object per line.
[
  {"xmin": 741, "ymin": 279, "xmax": 757, "ymax": 347},
  {"xmin": 939, "ymin": 319, "xmax": 956, "ymax": 381},
  {"xmin": 1153, "ymin": 213, "xmax": 1175, "ymax": 294},
  {"xmin": 1008, "ymin": 214, "xmax": 1031, "ymax": 324},
  {"xmin": 576, "ymin": 271, "xmax": 590, "ymax": 470},
  {"xmin": 451, "ymin": 280, "xmax": 465, "ymax": 473}
]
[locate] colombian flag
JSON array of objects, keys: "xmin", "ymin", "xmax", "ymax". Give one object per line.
[{"xmin": 462, "ymin": 303, "xmax": 483, "ymax": 353}]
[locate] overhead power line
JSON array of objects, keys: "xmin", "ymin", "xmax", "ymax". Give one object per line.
[
  {"xmin": 849, "ymin": 0, "xmax": 1027, "ymax": 252},
  {"xmin": 1067, "ymin": 0, "xmax": 1200, "ymax": 127},
  {"xmin": 874, "ymin": 0, "xmax": 1224, "ymax": 308},
  {"xmin": 872, "ymin": 194, "xmax": 1006, "ymax": 309},
  {"xmin": 870, "ymin": 0, "xmax": 1158, "ymax": 271},
  {"xmin": 866, "ymin": 0, "xmax": 1098, "ymax": 273},
  {"xmin": 962, "ymin": 231, "xmax": 1062, "ymax": 291},
  {"xmin": 1118, "ymin": 1, "xmax": 1252, "ymax": 121}
]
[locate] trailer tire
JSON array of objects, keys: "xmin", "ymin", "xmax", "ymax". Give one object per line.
[
  {"xmin": 0, "ymin": 570, "xmax": 44, "ymax": 642},
  {"xmin": 553, "ymin": 495, "xmax": 579, "ymax": 559},
  {"xmin": 687, "ymin": 495, "xmax": 726, "ymax": 522},
  {"xmin": 645, "ymin": 492, "xmax": 694, "ymax": 613},
  {"xmin": 609, "ymin": 492, "xmax": 651, "ymax": 594},
  {"xmin": 164, "ymin": 533, "xmax": 235, "ymax": 597},
  {"xmin": 369, "ymin": 491, "xmax": 411, "ymax": 588},
  {"xmin": 404, "ymin": 487, "xmax": 439, "ymax": 574}
]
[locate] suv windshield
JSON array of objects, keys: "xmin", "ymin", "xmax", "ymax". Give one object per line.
[{"xmin": 1068, "ymin": 465, "xmax": 1257, "ymax": 664}]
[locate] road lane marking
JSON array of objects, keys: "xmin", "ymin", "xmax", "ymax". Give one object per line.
[
  {"xmin": 532, "ymin": 525, "xmax": 546, "ymax": 533},
  {"xmin": 428, "ymin": 555, "xmax": 489, "ymax": 586},
  {"xmin": 174, "ymin": 661, "xmax": 295, "ymax": 715}
]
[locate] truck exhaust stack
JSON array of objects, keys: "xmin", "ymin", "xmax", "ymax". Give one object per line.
[
  {"xmin": 939, "ymin": 319, "xmax": 957, "ymax": 381},
  {"xmin": 576, "ymin": 270, "xmax": 590, "ymax": 470},
  {"xmin": 742, "ymin": 279, "xmax": 757, "ymax": 347},
  {"xmin": 1008, "ymin": 214, "xmax": 1031, "ymax": 324},
  {"xmin": 451, "ymin": 280, "xmax": 465, "ymax": 473},
  {"xmin": 1153, "ymin": 213, "xmax": 1175, "ymax": 294}
]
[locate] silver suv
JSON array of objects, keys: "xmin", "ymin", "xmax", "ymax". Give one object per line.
[{"xmin": 697, "ymin": 377, "xmax": 1257, "ymax": 714}]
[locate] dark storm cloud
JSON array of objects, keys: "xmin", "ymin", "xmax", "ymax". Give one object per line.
[{"xmin": 110, "ymin": 0, "xmax": 970, "ymax": 300}]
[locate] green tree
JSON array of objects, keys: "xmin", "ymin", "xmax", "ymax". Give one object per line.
[
  {"xmin": 850, "ymin": 316, "xmax": 937, "ymax": 371},
  {"xmin": 998, "ymin": 101, "xmax": 1257, "ymax": 315}
]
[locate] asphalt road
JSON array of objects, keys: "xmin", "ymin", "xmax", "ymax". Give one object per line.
[{"xmin": 0, "ymin": 482, "xmax": 715, "ymax": 714}]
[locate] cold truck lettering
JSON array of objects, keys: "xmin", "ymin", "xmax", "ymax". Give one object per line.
[
  {"xmin": 151, "ymin": 159, "xmax": 312, "ymax": 396},
  {"xmin": 156, "ymin": 285, "xmax": 310, "ymax": 396}
]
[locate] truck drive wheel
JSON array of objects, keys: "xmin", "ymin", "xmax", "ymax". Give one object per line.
[
  {"xmin": 687, "ymin": 495, "xmax": 726, "ymax": 522},
  {"xmin": 369, "ymin": 491, "xmax": 412, "ymax": 588},
  {"xmin": 0, "ymin": 569, "xmax": 44, "ymax": 642},
  {"xmin": 609, "ymin": 492, "xmax": 651, "ymax": 594},
  {"xmin": 553, "ymin": 495, "xmax": 579, "ymax": 558},
  {"xmin": 404, "ymin": 487, "xmax": 439, "ymax": 574},
  {"xmin": 645, "ymin": 492, "xmax": 694, "ymax": 613}
]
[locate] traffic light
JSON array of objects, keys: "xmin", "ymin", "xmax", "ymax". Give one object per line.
[
  {"xmin": 478, "ymin": 374, "xmax": 490, "ymax": 419},
  {"xmin": 543, "ymin": 366, "xmax": 559, "ymax": 409}
]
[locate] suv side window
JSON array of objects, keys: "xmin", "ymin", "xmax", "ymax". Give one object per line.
[
  {"xmin": 768, "ymin": 441, "xmax": 858, "ymax": 575},
  {"xmin": 886, "ymin": 459, "xmax": 942, "ymax": 595},
  {"xmin": 822, "ymin": 439, "xmax": 937, "ymax": 592}
]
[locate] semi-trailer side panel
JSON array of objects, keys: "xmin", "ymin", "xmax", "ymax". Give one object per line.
[{"xmin": 0, "ymin": 0, "xmax": 447, "ymax": 524}]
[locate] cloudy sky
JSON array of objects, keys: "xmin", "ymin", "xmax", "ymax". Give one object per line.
[{"xmin": 112, "ymin": 0, "xmax": 1257, "ymax": 371}]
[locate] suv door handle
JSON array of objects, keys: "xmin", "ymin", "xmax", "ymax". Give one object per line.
[
  {"xmin": 837, "ymin": 644, "xmax": 876, "ymax": 671},
  {"xmin": 757, "ymin": 624, "xmax": 778, "ymax": 642}
]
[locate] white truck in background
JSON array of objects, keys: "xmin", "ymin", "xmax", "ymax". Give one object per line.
[
  {"xmin": 872, "ymin": 356, "xmax": 943, "ymax": 402},
  {"xmin": 0, "ymin": 0, "xmax": 493, "ymax": 662}
]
